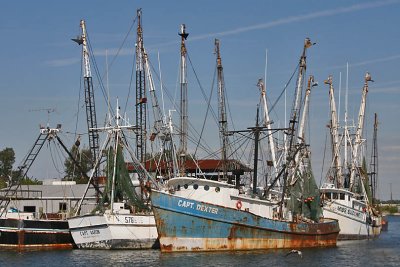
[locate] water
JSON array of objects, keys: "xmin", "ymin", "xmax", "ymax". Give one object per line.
[{"xmin": 1, "ymin": 216, "xmax": 399, "ymax": 267}]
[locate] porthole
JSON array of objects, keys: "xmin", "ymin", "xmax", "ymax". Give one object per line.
[
  {"xmin": 184, "ymin": 184, "xmax": 188, "ymax": 189},
  {"xmin": 204, "ymin": 185, "xmax": 210, "ymax": 191},
  {"xmin": 193, "ymin": 184, "xmax": 199, "ymax": 190},
  {"xmin": 215, "ymin": 187, "xmax": 220, "ymax": 192}
]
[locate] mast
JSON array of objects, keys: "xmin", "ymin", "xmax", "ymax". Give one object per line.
[
  {"xmin": 325, "ymin": 75, "xmax": 343, "ymax": 187},
  {"xmin": 279, "ymin": 38, "xmax": 314, "ymax": 219},
  {"xmin": 286, "ymin": 39, "xmax": 314, "ymax": 178},
  {"xmin": 178, "ymin": 24, "xmax": 189, "ymax": 176},
  {"xmin": 215, "ymin": 39, "xmax": 229, "ymax": 180},
  {"xmin": 143, "ymin": 49, "xmax": 176, "ymax": 178},
  {"xmin": 143, "ymin": 49, "xmax": 164, "ymax": 138},
  {"xmin": 252, "ymin": 107, "xmax": 261, "ymax": 195},
  {"xmin": 110, "ymin": 104, "xmax": 120, "ymax": 213},
  {"xmin": 349, "ymin": 72, "xmax": 373, "ymax": 191},
  {"xmin": 369, "ymin": 113, "xmax": 378, "ymax": 203},
  {"xmin": 344, "ymin": 63, "xmax": 349, "ymax": 175},
  {"xmin": 290, "ymin": 75, "xmax": 316, "ymax": 183},
  {"xmin": 298, "ymin": 75, "xmax": 316, "ymax": 144},
  {"xmin": 135, "ymin": 9, "xmax": 147, "ymax": 164},
  {"xmin": 291, "ymin": 38, "xmax": 314, "ymax": 138},
  {"xmin": 72, "ymin": 20, "xmax": 100, "ymax": 187},
  {"xmin": 257, "ymin": 78, "xmax": 277, "ymax": 179}
]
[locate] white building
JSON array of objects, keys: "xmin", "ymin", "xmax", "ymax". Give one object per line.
[{"xmin": 0, "ymin": 181, "xmax": 98, "ymax": 219}]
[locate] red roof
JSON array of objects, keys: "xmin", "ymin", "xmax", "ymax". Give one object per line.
[{"xmin": 127, "ymin": 159, "xmax": 251, "ymax": 173}]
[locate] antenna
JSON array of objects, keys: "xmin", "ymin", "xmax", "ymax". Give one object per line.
[{"xmin": 29, "ymin": 108, "xmax": 56, "ymax": 126}]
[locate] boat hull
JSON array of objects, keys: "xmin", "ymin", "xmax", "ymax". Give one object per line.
[
  {"xmin": 323, "ymin": 205, "xmax": 381, "ymax": 240},
  {"xmin": 68, "ymin": 213, "xmax": 159, "ymax": 249},
  {"xmin": 151, "ymin": 190, "xmax": 339, "ymax": 252},
  {"xmin": 0, "ymin": 218, "xmax": 73, "ymax": 250}
]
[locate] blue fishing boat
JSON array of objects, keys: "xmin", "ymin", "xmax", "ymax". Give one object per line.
[
  {"xmin": 151, "ymin": 179, "xmax": 339, "ymax": 252},
  {"xmin": 151, "ymin": 37, "xmax": 340, "ymax": 252}
]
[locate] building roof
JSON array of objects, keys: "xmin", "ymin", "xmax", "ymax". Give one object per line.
[
  {"xmin": 127, "ymin": 159, "xmax": 252, "ymax": 173},
  {"xmin": 0, "ymin": 183, "xmax": 98, "ymax": 200}
]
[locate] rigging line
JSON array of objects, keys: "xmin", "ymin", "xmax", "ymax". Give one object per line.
[
  {"xmin": 228, "ymin": 133, "xmax": 251, "ymax": 158},
  {"xmin": 269, "ymin": 62, "xmax": 300, "ymax": 113},
  {"xmin": 319, "ymin": 129, "xmax": 328, "ymax": 187},
  {"xmin": 203, "ymin": 131, "xmax": 250, "ymax": 160},
  {"xmin": 106, "ymin": 16, "xmax": 137, "ymax": 75},
  {"xmin": 229, "ymin": 132, "xmax": 253, "ymax": 161},
  {"xmin": 74, "ymin": 52, "xmax": 84, "ymax": 140},
  {"xmin": 148, "ymin": 55, "xmax": 216, "ymax": 154},
  {"xmin": 51, "ymin": 140, "xmax": 64, "ymax": 175},
  {"xmin": 123, "ymin": 50, "xmax": 136, "ymax": 115},
  {"xmin": 186, "ymin": 131, "xmax": 215, "ymax": 157},
  {"xmin": 86, "ymin": 33, "xmax": 116, "ymax": 122},
  {"xmin": 147, "ymin": 57, "xmax": 215, "ymax": 154},
  {"xmin": 194, "ymin": 62, "xmax": 216, "ymax": 157},
  {"xmin": 187, "ymin": 52, "xmax": 219, "ymax": 123}
]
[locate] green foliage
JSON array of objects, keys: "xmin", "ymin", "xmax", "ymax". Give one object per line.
[
  {"xmin": 0, "ymin": 177, "xmax": 8, "ymax": 189},
  {"xmin": 0, "ymin": 147, "xmax": 15, "ymax": 178},
  {"xmin": 380, "ymin": 205, "xmax": 398, "ymax": 214},
  {"xmin": 20, "ymin": 177, "xmax": 42, "ymax": 185},
  {"xmin": 64, "ymin": 145, "xmax": 92, "ymax": 182}
]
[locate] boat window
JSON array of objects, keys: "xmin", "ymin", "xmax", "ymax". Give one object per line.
[
  {"xmin": 193, "ymin": 184, "xmax": 199, "ymax": 190},
  {"xmin": 177, "ymin": 185, "xmax": 181, "ymax": 191},
  {"xmin": 348, "ymin": 195, "xmax": 350, "ymax": 201},
  {"xmin": 59, "ymin": 202, "xmax": 67, "ymax": 212},
  {"xmin": 23, "ymin": 206, "xmax": 36, "ymax": 212},
  {"xmin": 215, "ymin": 187, "xmax": 220, "ymax": 192},
  {"xmin": 340, "ymin": 193, "xmax": 345, "ymax": 200},
  {"xmin": 204, "ymin": 185, "xmax": 210, "ymax": 191},
  {"xmin": 184, "ymin": 184, "xmax": 188, "ymax": 189},
  {"xmin": 332, "ymin": 193, "xmax": 338, "ymax": 199}
]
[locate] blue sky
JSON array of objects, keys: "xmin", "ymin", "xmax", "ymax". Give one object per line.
[{"xmin": 0, "ymin": 0, "xmax": 399, "ymax": 200}]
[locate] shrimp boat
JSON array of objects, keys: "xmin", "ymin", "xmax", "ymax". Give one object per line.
[
  {"xmin": 67, "ymin": 101, "xmax": 159, "ymax": 249},
  {"xmin": 68, "ymin": 13, "xmax": 161, "ymax": 249},
  {"xmin": 151, "ymin": 37, "xmax": 340, "ymax": 252},
  {"xmin": 320, "ymin": 73, "xmax": 381, "ymax": 240},
  {"xmin": 0, "ymin": 127, "xmax": 79, "ymax": 250}
]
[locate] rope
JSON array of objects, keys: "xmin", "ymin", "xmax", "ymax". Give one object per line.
[{"xmin": 194, "ymin": 62, "xmax": 216, "ymax": 156}]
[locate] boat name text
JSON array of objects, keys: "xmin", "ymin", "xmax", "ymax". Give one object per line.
[
  {"xmin": 79, "ymin": 229, "xmax": 100, "ymax": 237},
  {"xmin": 336, "ymin": 206, "xmax": 363, "ymax": 219},
  {"xmin": 177, "ymin": 200, "xmax": 218, "ymax": 214}
]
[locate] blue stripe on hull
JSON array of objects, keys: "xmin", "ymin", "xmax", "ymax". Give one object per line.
[{"xmin": 151, "ymin": 190, "xmax": 339, "ymax": 252}]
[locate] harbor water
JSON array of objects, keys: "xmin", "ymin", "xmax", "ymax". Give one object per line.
[{"xmin": 1, "ymin": 216, "xmax": 399, "ymax": 267}]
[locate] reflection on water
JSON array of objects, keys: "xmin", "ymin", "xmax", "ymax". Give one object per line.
[{"xmin": 1, "ymin": 216, "xmax": 399, "ymax": 267}]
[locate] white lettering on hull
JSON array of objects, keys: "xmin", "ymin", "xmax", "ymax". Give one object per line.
[{"xmin": 178, "ymin": 199, "xmax": 218, "ymax": 214}]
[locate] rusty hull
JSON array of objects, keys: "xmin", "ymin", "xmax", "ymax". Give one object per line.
[{"xmin": 151, "ymin": 190, "xmax": 339, "ymax": 252}]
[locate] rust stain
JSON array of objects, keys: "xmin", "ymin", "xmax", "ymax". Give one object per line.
[{"xmin": 162, "ymin": 244, "xmax": 173, "ymax": 252}]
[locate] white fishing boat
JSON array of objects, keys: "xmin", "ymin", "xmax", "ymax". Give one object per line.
[
  {"xmin": 321, "ymin": 183, "xmax": 381, "ymax": 239},
  {"xmin": 68, "ymin": 204, "xmax": 158, "ymax": 249},
  {"xmin": 67, "ymin": 102, "xmax": 159, "ymax": 249},
  {"xmin": 321, "ymin": 73, "xmax": 381, "ymax": 240},
  {"xmin": 68, "ymin": 14, "xmax": 160, "ymax": 249}
]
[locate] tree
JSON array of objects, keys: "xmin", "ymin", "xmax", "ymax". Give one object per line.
[
  {"xmin": 0, "ymin": 147, "xmax": 15, "ymax": 179},
  {"xmin": 64, "ymin": 145, "xmax": 93, "ymax": 183}
]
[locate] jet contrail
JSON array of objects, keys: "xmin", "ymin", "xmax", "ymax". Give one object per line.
[{"xmin": 161, "ymin": 0, "xmax": 400, "ymax": 44}]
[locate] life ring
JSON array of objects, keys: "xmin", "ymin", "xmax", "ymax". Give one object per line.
[{"xmin": 236, "ymin": 200, "xmax": 242, "ymax": 210}]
